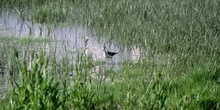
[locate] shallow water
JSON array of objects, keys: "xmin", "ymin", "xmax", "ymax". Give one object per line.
[
  {"xmin": 0, "ymin": 12, "xmax": 143, "ymax": 91},
  {"xmin": 0, "ymin": 12, "xmax": 141, "ymax": 63}
]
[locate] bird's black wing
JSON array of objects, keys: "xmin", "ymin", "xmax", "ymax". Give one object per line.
[{"xmin": 107, "ymin": 51, "xmax": 118, "ymax": 56}]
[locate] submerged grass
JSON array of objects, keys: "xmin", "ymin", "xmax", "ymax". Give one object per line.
[{"xmin": 0, "ymin": 0, "xmax": 220, "ymax": 109}]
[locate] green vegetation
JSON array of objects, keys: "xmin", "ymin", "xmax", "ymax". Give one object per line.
[
  {"xmin": 0, "ymin": 0, "xmax": 220, "ymax": 109},
  {"xmin": 32, "ymin": 7, "xmax": 66, "ymax": 24},
  {"xmin": 1, "ymin": 48, "xmax": 219, "ymax": 109},
  {"xmin": 0, "ymin": 36, "xmax": 52, "ymax": 44}
]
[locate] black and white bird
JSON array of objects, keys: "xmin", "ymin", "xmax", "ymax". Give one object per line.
[{"xmin": 103, "ymin": 44, "xmax": 118, "ymax": 59}]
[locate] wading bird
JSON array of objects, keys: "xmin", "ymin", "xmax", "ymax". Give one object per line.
[{"xmin": 103, "ymin": 44, "xmax": 118, "ymax": 60}]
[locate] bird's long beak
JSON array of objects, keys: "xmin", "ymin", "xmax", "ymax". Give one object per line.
[
  {"xmin": 103, "ymin": 46, "xmax": 106, "ymax": 51},
  {"xmin": 103, "ymin": 44, "xmax": 106, "ymax": 51}
]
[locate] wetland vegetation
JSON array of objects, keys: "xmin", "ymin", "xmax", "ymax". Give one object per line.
[{"xmin": 0, "ymin": 0, "xmax": 220, "ymax": 109}]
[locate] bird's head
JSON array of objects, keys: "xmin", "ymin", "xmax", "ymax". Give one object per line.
[{"xmin": 103, "ymin": 44, "xmax": 107, "ymax": 51}]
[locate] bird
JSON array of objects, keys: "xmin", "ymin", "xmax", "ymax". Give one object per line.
[{"xmin": 103, "ymin": 44, "xmax": 118, "ymax": 60}]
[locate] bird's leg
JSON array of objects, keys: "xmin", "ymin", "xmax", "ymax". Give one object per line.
[{"xmin": 111, "ymin": 58, "xmax": 114, "ymax": 65}]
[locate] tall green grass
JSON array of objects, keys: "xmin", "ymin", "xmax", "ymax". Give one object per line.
[
  {"xmin": 70, "ymin": 0, "xmax": 220, "ymax": 74},
  {"xmin": 0, "ymin": 0, "xmax": 220, "ymax": 109},
  {"xmin": 9, "ymin": 50, "xmax": 68, "ymax": 109},
  {"xmin": 1, "ymin": 0, "xmax": 220, "ymax": 72},
  {"xmin": 5, "ymin": 48, "xmax": 219, "ymax": 109},
  {"xmin": 0, "ymin": 37, "xmax": 219, "ymax": 109}
]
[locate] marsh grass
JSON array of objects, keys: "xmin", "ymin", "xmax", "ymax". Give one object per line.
[
  {"xmin": 0, "ymin": 44, "xmax": 219, "ymax": 109},
  {"xmin": 32, "ymin": 7, "xmax": 66, "ymax": 24},
  {"xmin": 6, "ymin": 48, "xmax": 98, "ymax": 109},
  {"xmin": 0, "ymin": 0, "xmax": 220, "ymax": 109},
  {"xmin": 0, "ymin": 36, "xmax": 52, "ymax": 76},
  {"xmin": 0, "ymin": 36, "xmax": 52, "ymax": 44},
  {"xmin": 9, "ymin": 50, "xmax": 68, "ymax": 109}
]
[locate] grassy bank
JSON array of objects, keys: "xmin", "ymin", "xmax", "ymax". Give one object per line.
[{"xmin": 0, "ymin": 0, "xmax": 220, "ymax": 109}]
